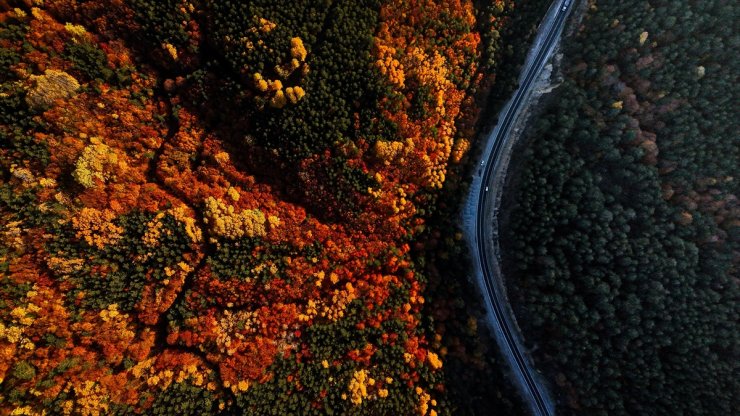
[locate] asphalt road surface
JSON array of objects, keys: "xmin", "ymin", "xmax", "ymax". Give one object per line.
[{"xmin": 465, "ymin": 1, "xmax": 575, "ymax": 415}]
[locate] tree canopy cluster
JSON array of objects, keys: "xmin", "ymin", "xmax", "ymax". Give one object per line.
[{"xmin": 502, "ymin": 1, "xmax": 738, "ymax": 415}]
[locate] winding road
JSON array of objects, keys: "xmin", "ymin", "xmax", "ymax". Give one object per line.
[{"xmin": 463, "ymin": 1, "xmax": 575, "ymax": 415}]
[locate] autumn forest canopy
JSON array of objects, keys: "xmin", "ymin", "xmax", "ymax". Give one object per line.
[
  {"xmin": 0, "ymin": 0, "xmax": 737, "ymax": 415},
  {"xmin": 0, "ymin": 0, "xmax": 540, "ymax": 414}
]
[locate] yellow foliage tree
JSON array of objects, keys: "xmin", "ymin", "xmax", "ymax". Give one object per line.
[
  {"xmin": 347, "ymin": 369, "xmax": 373, "ymax": 405},
  {"xmin": 426, "ymin": 351, "xmax": 442, "ymax": 370},
  {"xmin": 64, "ymin": 23, "xmax": 88, "ymax": 39},
  {"xmin": 25, "ymin": 69, "xmax": 79, "ymax": 109},
  {"xmin": 269, "ymin": 89, "xmax": 288, "ymax": 108},
  {"xmin": 373, "ymin": 140, "xmax": 407, "ymax": 163},
  {"xmin": 290, "ymin": 37, "xmax": 307, "ymax": 61},
  {"xmin": 375, "ymin": 44, "xmax": 405, "ymax": 88},
  {"xmin": 71, "ymin": 208, "xmax": 124, "ymax": 249},
  {"xmin": 203, "ymin": 197, "xmax": 269, "ymax": 239},
  {"xmin": 72, "ymin": 139, "xmax": 126, "ymax": 188},
  {"xmin": 252, "ymin": 36, "xmax": 308, "ymax": 109},
  {"xmin": 285, "ymin": 86, "xmax": 305, "ymax": 104}
]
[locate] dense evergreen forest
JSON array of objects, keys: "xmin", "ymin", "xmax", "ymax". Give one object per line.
[{"xmin": 502, "ymin": 0, "xmax": 738, "ymax": 415}]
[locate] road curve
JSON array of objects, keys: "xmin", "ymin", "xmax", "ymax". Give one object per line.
[{"xmin": 462, "ymin": 1, "xmax": 575, "ymax": 415}]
